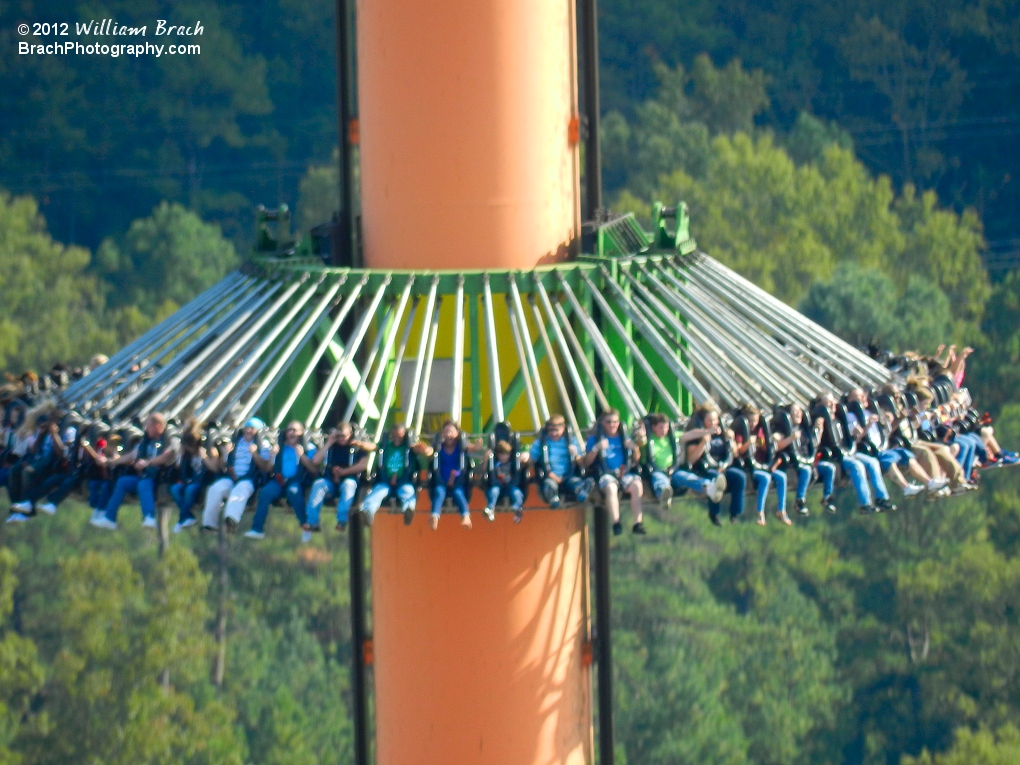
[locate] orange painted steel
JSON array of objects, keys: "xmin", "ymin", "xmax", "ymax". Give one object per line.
[
  {"xmin": 372, "ymin": 505, "xmax": 593, "ymax": 765},
  {"xmin": 357, "ymin": 0, "xmax": 581, "ymax": 270}
]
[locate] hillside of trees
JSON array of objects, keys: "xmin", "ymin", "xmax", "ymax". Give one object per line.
[{"xmin": 4, "ymin": 0, "xmax": 1020, "ymax": 763}]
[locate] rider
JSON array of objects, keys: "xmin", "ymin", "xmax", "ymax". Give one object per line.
[
  {"xmin": 582, "ymin": 409, "xmax": 644, "ymax": 535},
  {"xmin": 305, "ymin": 422, "xmax": 375, "ymax": 533}
]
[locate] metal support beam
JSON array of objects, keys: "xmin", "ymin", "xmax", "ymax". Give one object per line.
[
  {"xmin": 347, "ymin": 510, "xmax": 370, "ymax": 765},
  {"xmin": 579, "ymin": 0, "xmax": 602, "ymax": 219},
  {"xmin": 593, "ymin": 503, "xmax": 615, "ymax": 765},
  {"xmin": 335, "ymin": 0, "xmax": 358, "ymax": 267}
]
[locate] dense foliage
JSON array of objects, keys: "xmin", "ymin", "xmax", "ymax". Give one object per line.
[
  {"xmin": 4, "ymin": 0, "xmax": 1020, "ymax": 763},
  {"xmin": 0, "ymin": 511, "xmax": 354, "ymax": 765}
]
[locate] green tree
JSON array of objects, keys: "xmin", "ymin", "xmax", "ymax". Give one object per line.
[
  {"xmin": 800, "ymin": 263, "xmax": 952, "ymax": 352},
  {"xmin": 903, "ymin": 725, "xmax": 1020, "ymax": 765},
  {"xmin": 0, "ymin": 548, "xmax": 44, "ymax": 765},
  {"xmin": 16, "ymin": 548, "xmax": 244, "ymax": 765},
  {"xmin": 96, "ymin": 202, "xmax": 238, "ymax": 314},
  {"xmin": 0, "ymin": 190, "xmax": 114, "ymax": 373}
]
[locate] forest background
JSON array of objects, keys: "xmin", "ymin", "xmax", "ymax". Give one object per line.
[{"xmin": 3, "ymin": 0, "xmax": 1020, "ymax": 762}]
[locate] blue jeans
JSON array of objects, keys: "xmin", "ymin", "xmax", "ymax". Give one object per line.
[
  {"xmin": 649, "ymin": 469, "xmax": 707, "ymax": 498},
  {"xmin": 486, "ymin": 484, "xmax": 524, "ymax": 510},
  {"xmin": 854, "ymin": 453, "xmax": 889, "ymax": 501},
  {"xmin": 540, "ymin": 475, "xmax": 587, "ymax": 502},
  {"xmin": 956, "ymin": 433, "xmax": 985, "ymax": 476},
  {"xmin": 169, "ymin": 482, "xmax": 203, "ymax": 523},
  {"xmin": 841, "ymin": 455, "xmax": 889, "ymax": 507},
  {"xmin": 878, "ymin": 448, "xmax": 913, "ymax": 472},
  {"xmin": 707, "ymin": 467, "xmax": 746, "ymax": 520},
  {"xmin": 432, "ymin": 484, "xmax": 470, "ymax": 517},
  {"xmin": 88, "ymin": 479, "xmax": 111, "ymax": 510},
  {"xmin": 794, "ymin": 464, "xmax": 813, "ymax": 501},
  {"xmin": 307, "ymin": 477, "xmax": 359, "ymax": 527},
  {"xmin": 751, "ymin": 469, "xmax": 787, "ymax": 514},
  {"xmin": 817, "ymin": 461, "xmax": 836, "ymax": 497},
  {"xmin": 252, "ymin": 479, "xmax": 307, "ymax": 533},
  {"xmin": 361, "ymin": 482, "xmax": 416, "ymax": 520},
  {"xmin": 44, "ymin": 474, "xmax": 82, "ymax": 506},
  {"xmin": 105, "ymin": 474, "xmax": 156, "ymax": 522}
]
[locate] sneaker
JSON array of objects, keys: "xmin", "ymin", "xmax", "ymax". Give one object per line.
[
  {"xmin": 821, "ymin": 495, "xmax": 838, "ymax": 514},
  {"xmin": 795, "ymin": 498, "xmax": 809, "ymax": 516},
  {"xmin": 335, "ymin": 521, "xmax": 348, "ymax": 533},
  {"xmin": 403, "ymin": 507, "xmax": 415, "ymax": 526},
  {"xmin": 547, "ymin": 493, "xmax": 562, "ymax": 509},
  {"xmin": 513, "ymin": 509, "xmax": 524, "ymax": 524},
  {"xmin": 632, "ymin": 521, "xmax": 647, "ymax": 535},
  {"xmin": 658, "ymin": 486, "xmax": 673, "ymax": 512},
  {"xmin": 951, "ymin": 483, "xmax": 975, "ymax": 495},
  {"xmin": 244, "ymin": 530, "xmax": 265, "ymax": 540},
  {"xmin": 141, "ymin": 516, "xmax": 157, "ymax": 529},
  {"xmin": 709, "ymin": 514, "xmax": 722, "ymax": 527},
  {"xmin": 926, "ymin": 477, "xmax": 948, "ymax": 492},
  {"xmin": 173, "ymin": 518, "xmax": 198, "ymax": 534},
  {"xmin": 484, "ymin": 506, "xmax": 496, "ymax": 522},
  {"xmin": 300, "ymin": 530, "xmax": 313, "ymax": 544},
  {"xmin": 876, "ymin": 498, "xmax": 896, "ymax": 512},
  {"xmin": 90, "ymin": 516, "xmax": 118, "ymax": 530},
  {"xmin": 224, "ymin": 516, "xmax": 237, "ymax": 533},
  {"xmin": 612, "ymin": 521, "xmax": 623, "ymax": 536},
  {"xmin": 902, "ymin": 483, "xmax": 924, "ymax": 497},
  {"xmin": 10, "ymin": 501, "xmax": 31, "ymax": 513},
  {"xmin": 858, "ymin": 504, "xmax": 877, "ymax": 515},
  {"xmin": 1002, "ymin": 453, "xmax": 1020, "ymax": 465},
  {"xmin": 307, "ymin": 524, "xmax": 322, "ymax": 533},
  {"xmin": 5, "ymin": 513, "xmax": 29, "ymax": 524},
  {"xmin": 36, "ymin": 501, "xmax": 57, "ymax": 515},
  {"xmin": 709, "ymin": 473, "xmax": 727, "ymax": 504},
  {"xmin": 201, "ymin": 524, "xmax": 218, "ymax": 532}
]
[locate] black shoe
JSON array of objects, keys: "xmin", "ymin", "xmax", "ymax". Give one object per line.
[
  {"xmin": 308, "ymin": 524, "xmax": 321, "ymax": 532},
  {"xmin": 202, "ymin": 524, "xmax": 217, "ymax": 532},
  {"xmin": 796, "ymin": 498, "xmax": 809, "ymax": 516},
  {"xmin": 612, "ymin": 521, "xmax": 623, "ymax": 536},
  {"xmin": 876, "ymin": 498, "xmax": 897, "ymax": 512},
  {"xmin": 822, "ymin": 496, "xmax": 837, "ymax": 514},
  {"xmin": 858, "ymin": 504, "xmax": 877, "ymax": 515},
  {"xmin": 632, "ymin": 522, "xmax": 646, "ymax": 535},
  {"xmin": 224, "ymin": 516, "xmax": 237, "ymax": 533},
  {"xmin": 709, "ymin": 514, "xmax": 722, "ymax": 527},
  {"xmin": 403, "ymin": 508, "xmax": 414, "ymax": 526}
]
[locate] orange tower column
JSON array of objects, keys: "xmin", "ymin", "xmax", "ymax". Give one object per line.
[
  {"xmin": 357, "ymin": 0, "xmax": 581, "ymax": 271},
  {"xmin": 371, "ymin": 509, "xmax": 592, "ymax": 765},
  {"xmin": 357, "ymin": 1, "xmax": 591, "ymax": 762}
]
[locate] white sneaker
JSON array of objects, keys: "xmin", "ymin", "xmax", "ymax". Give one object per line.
[
  {"xmin": 90, "ymin": 509, "xmax": 105, "ymax": 524},
  {"xmin": 5, "ymin": 513, "xmax": 29, "ymax": 523},
  {"xmin": 90, "ymin": 516, "xmax": 118, "ymax": 530},
  {"xmin": 301, "ymin": 530, "xmax": 313, "ymax": 544},
  {"xmin": 484, "ymin": 506, "xmax": 495, "ymax": 522},
  {"xmin": 10, "ymin": 501, "xmax": 31, "ymax": 513},
  {"xmin": 659, "ymin": 486, "xmax": 673, "ymax": 511},
  {"xmin": 141, "ymin": 516, "xmax": 157, "ymax": 529},
  {"xmin": 36, "ymin": 501, "xmax": 57, "ymax": 515},
  {"xmin": 709, "ymin": 474, "xmax": 727, "ymax": 504},
  {"xmin": 902, "ymin": 483, "xmax": 924, "ymax": 497},
  {"xmin": 244, "ymin": 530, "xmax": 265, "ymax": 540},
  {"xmin": 926, "ymin": 477, "xmax": 949, "ymax": 492},
  {"xmin": 173, "ymin": 518, "xmax": 198, "ymax": 534}
]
